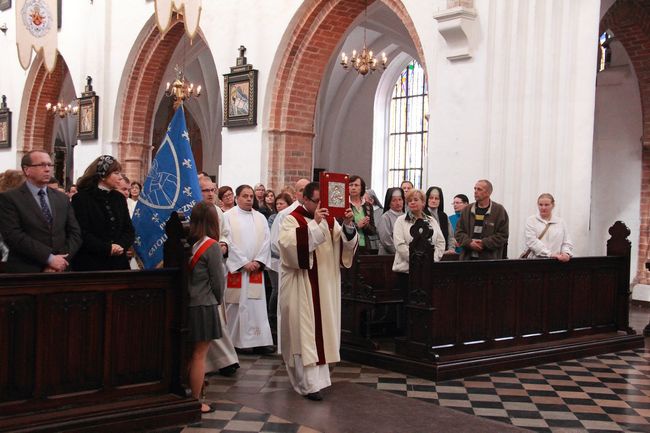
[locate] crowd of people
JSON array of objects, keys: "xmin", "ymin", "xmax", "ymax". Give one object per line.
[{"xmin": 0, "ymin": 151, "xmax": 575, "ymax": 412}]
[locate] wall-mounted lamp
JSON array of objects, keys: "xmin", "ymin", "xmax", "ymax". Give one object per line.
[{"xmin": 0, "ymin": 23, "xmax": 8, "ymax": 35}]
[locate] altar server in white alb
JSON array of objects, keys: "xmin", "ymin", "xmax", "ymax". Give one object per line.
[
  {"xmin": 223, "ymin": 184, "xmax": 274, "ymax": 353},
  {"xmin": 278, "ymin": 182, "xmax": 358, "ymax": 401}
]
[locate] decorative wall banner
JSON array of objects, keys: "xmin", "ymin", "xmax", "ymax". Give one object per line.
[
  {"xmin": 15, "ymin": 0, "xmax": 58, "ymax": 73},
  {"xmin": 154, "ymin": 0, "xmax": 201, "ymax": 39},
  {"xmin": 0, "ymin": 95, "xmax": 12, "ymax": 149}
]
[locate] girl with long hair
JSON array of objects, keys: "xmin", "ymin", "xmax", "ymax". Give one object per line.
[{"xmin": 187, "ymin": 201, "xmax": 225, "ymax": 414}]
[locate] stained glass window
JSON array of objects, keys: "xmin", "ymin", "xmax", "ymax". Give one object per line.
[{"xmin": 387, "ymin": 60, "xmax": 428, "ymax": 189}]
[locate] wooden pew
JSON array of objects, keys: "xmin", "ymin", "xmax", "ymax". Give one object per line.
[
  {"xmin": 0, "ymin": 213, "xmax": 199, "ymax": 432},
  {"xmin": 341, "ymin": 251, "xmax": 460, "ymax": 350},
  {"xmin": 341, "ymin": 221, "xmax": 644, "ymax": 381},
  {"xmin": 341, "ymin": 254, "xmax": 403, "ymax": 349}
]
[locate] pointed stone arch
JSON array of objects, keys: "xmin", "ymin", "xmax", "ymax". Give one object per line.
[
  {"xmin": 18, "ymin": 53, "xmax": 71, "ymax": 156},
  {"xmin": 266, "ymin": 0, "xmax": 426, "ymax": 189},
  {"xmin": 601, "ymin": 0, "xmax": 650, "ymax": 283},
  {"xmin": 114, "ymin": 17, "xmax": 186, "ymax": 182},
  {"xmin": 115, "ymin": 15, "xmax": 221, "ymax": 182}
]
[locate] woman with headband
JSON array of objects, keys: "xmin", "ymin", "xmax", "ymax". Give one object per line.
[{"xmin": 71, "ymin": 155, "xmax": 135, "ymax": 271}]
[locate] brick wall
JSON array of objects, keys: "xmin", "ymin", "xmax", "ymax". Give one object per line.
[{"xmin": 601, "ymin": 0, "xmax": 650, "ymax": 284}]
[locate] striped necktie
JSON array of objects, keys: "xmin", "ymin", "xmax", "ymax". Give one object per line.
[{"xmin": 38, "ymin": 189, "xmax": 53, "ymax": 226}]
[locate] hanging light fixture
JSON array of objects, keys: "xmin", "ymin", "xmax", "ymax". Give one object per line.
[
  {"xmin": 340, "ymin": 0, "xmax": 387, "ymax": 76},
  {"xmin": 45, "ymin": 101, "xmax": 78, "ymax": 118},
  {"xmin": 165, "ymin": 64, "xmax": 202, "ymax": 109}
]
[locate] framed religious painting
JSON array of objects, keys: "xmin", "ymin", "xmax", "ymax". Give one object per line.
[
  {"xmin": 0, "ymin": 96, "xmax": 11, "ymax": 149},
  {"xmin": 223, "ymin": 69, "xmax": 258, "ymax": 127},
  {"xmin": 0, "ymin": 0, "xmax": 11, "ymax": 12},
  {"xmin": 77, "ymin": 94, "xmax": 99, "ymax": 140},
  {"xmin": 319, "ymin": 172, "xmax": 349, "ymax": 219}
]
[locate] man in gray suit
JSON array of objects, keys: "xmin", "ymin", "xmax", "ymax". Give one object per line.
[{"xmin": 0, "ymin": 150, "xmax": 82, "ymax": 273}]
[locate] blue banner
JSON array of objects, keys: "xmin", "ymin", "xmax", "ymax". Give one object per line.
[{"xmin": 132, "ymin": 106, "xmax": 201, "ymax": 269}]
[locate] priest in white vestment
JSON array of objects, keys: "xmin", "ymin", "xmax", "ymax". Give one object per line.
[
  {"xmin": 223, "ymin": 185, "xmax": 274, "ymax": 351},
  {"xmin": 269, "ymin": 178, "xmax": 309, "ymax": 353},
  {"xmin": 278, "ymin": 182, "xmax": 358, "ymax": 400},
  {"xmin": 199, "ymin": 177, "xmax": 240, "ymax": 376}
]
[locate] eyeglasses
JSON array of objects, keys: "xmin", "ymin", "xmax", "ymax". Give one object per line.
[
  {"xmin": 201, "ymin": 188, "xmax": 216, "ymax": 193},
  {"xmin": 26, "ymin": 163, "xmax": 54, "ymax": 168}
]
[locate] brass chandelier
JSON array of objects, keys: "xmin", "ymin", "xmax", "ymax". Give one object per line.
[
  {"xmin": 45, "ymin": 101, "xmax": 78, "ymax": 118},
  {"xmin": 165, "ymin": 64, "xmax": 201, "ymax": 108},
  {"xmin": 340, "ymin": 0, "xmax": 387, "ymax": 76}
]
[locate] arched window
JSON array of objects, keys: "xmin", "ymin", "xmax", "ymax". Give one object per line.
[
  {"xmin": 598, "ymin": 30, "xmax": 613, "ymax": 72},
  {"xmin": 387, "ymin": 60, "xmax": 428, "ymax": 189}
]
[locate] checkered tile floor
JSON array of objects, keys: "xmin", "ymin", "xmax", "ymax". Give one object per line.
[
  {"xmin": 351, "ymin": 347, "xmax": 650, "ymax": 432},
  {"xmin": 186, "ymin": 343, "xmax": 650, "ymax": 433},
  {"xmin": 182, "ymin": 400, "xmax": 318, "ymax": 433}
]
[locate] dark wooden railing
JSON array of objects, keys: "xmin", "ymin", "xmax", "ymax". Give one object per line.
[
  {"xmin": 0, "ymin": 213, "xmax": 198, "ymax": 432},
  {"xmin": 340, "ymin": 221, "xmax": 644, "ymax": 380}
]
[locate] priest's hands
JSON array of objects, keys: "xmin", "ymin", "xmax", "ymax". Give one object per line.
[
  {"xmin": 243, "ymin": 261, "xmax": 261, "ymax": 272},
  {"xmin": 314, "ymin": 201, "xmax": 329, "ymax": 224},
  {"xmin": 343, "ymin": 208, "xmax": 354, "ymax": 226}
]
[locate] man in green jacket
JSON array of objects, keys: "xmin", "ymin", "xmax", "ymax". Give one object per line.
[{"xmin": 455, "ymin": 179, "xmax": 509, "ymax": 260}]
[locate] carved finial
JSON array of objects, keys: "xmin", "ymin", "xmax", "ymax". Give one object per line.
[
  {"xmin": 607, "ymin": 221, "xmax": 631, "ymax": 257},
  {"xmin": 609, "ymin": 221, "xmax": 631, "ymax": 239},
  {"xmin": 236, "ymin": 45, "xmax": 248, "ymax": 67},
  {"xmin": 410, "ymin": 218, "xmax": 433, "ymax": 242},
  {"xmin": 0, "ymin": 95, "xmax": 6, "ymax": 109},
  {"xmin": 84, "ymin": 76, "xmax": 94, "ymax": 95}
]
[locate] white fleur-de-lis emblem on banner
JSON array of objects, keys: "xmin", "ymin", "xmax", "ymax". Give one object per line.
[
  {"xmin": 183, "ymin": 186, "xmax": 192, "ymax": 197},
  {"xmin": 183, "ymin": 159, "xmax": 192, "ymax": 169},
  {"xmin": 134, "ymin": 208, "xmax": 141, "ymax": 218},
  {"xmin": 152, "ymin": 213, "xmax": 160, "ymax": 223},
  {"xmin": 182, "ymin": 130, "xmax": 189, "ymax": 141},
  {"xmin": 134, "ymin": 237, "xmax": 142, "ymax": 247}
]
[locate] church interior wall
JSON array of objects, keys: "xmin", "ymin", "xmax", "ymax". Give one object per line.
[
  {"xmin": 424, "ymin": 0, "xmax": 601, "ymax": 259},
  {"xmin": 591, "ymin": 40, "xmax": 642, "ymax": 288},
  {"xmin": 200, "ymin": 0, "xmax": 303, "ymax": 188},
  {"xmin": 2, "ymin": 0, "xmax": 641, "ymax": 270}
]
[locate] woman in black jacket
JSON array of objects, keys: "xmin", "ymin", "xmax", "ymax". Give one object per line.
[{"xmin": 71, "ymin": 155, "xmax": 134, "ymax": 271}]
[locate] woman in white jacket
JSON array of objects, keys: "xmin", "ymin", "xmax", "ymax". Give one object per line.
[
  {"xmin": 524, "ymin": 193, "xmax": 574, "ymax": 262},
  {"xmin": 392, "ymin": 189, "xmax": 446, "ymax": 275}
]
